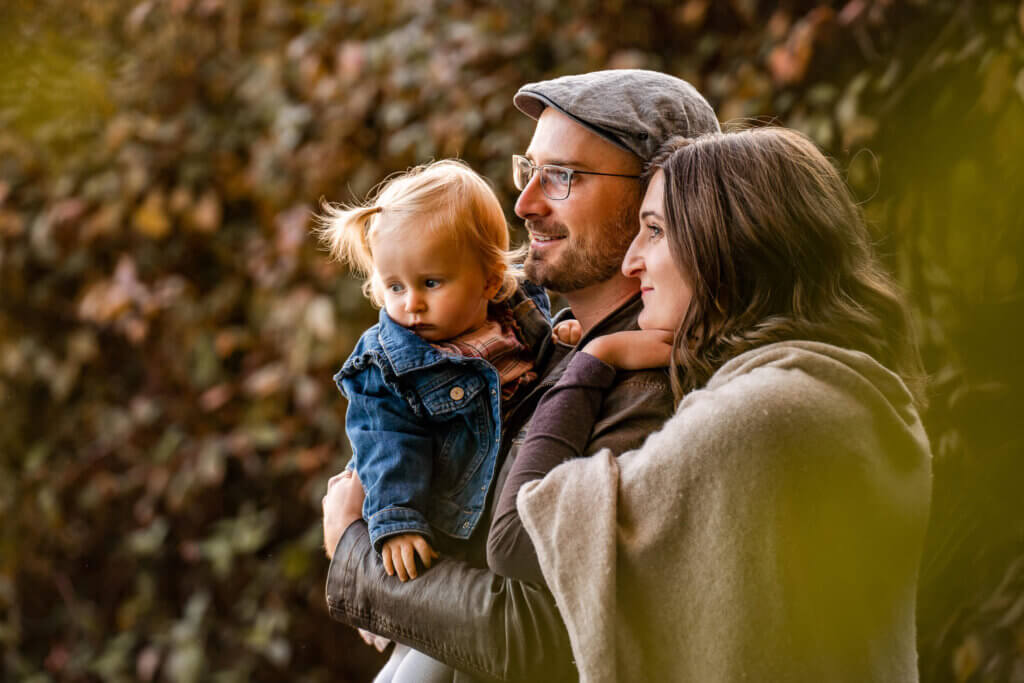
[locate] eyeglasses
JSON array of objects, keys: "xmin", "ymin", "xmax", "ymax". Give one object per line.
[{"xmin": 512, "ymin": 155, "xmax": 640, "ymax": 201}]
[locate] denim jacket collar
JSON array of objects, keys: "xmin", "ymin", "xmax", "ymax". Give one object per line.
[
  {"xmin": 341, "ymin": 280, "xmax": 552, "ymax": 378},
  {"xmin": 377, "ymin": 310, "xmax": 449, "ymax": 376}
]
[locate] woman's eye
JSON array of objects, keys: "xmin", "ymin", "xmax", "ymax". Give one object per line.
[
  {"xmin": 646, "ymin": 224, "xmax": 663, "ymax": 239},
  {"xmin": 425, "ymin": 279, "xmax": 442, "ymax": 289}
]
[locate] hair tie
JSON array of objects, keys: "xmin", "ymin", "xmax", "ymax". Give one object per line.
[{"xmin": 368, "ymin": 206, "xmax": 383, "ymax": 215}]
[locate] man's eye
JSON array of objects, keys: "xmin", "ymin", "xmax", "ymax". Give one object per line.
[
  {"xmin": 424, "ymin": 279, "xmax": 442, "ymax": 289},
  {"xmin": 546, "ymin": 168, "xmax": 571, "ymax": 186}
]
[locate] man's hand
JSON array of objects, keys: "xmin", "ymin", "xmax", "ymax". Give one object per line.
[
  {"xmin": 552, "ymin": 319, "xmax": 583, "ymax": 346},
  {"xmin": 322, "ymin": 469, "xmax": 366, "ymax": 560},
  {"xmin": 582, "ymin": 329, "xmax": 675, "ymax": 370},
  {"xmin": 357, "ymin": 628, "xmax": 392, "ymax": 653},
  {"xmin": 381, "ymin": 533, "xmax": 439, "ymax": 582}
]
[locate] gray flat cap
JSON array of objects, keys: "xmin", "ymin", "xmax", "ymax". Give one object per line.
[{"xmin": 514, "ymin": 69, "xmax": 720, "ymax": 161}]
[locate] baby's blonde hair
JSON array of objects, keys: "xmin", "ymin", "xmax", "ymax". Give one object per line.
[{"xmin": 316, "ymin": 159, "xmax": 524, "ymax": 307}]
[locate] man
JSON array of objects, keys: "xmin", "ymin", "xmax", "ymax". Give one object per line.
[{"xmin": 323, "ymin": 70, "xmax": 720, "ymax": 682}]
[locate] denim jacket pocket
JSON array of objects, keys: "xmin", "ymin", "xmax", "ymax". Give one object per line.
[
  {"xmin": 417, "ymin": 372, "xmax": 488, "ymax": 417},
  {"xmin": 432, "ymin": 409, "xmax": 491, "ymax": 497}
]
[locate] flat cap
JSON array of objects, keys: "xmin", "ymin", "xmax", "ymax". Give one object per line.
[{"xmin": 514, "ymin": 69, "xmax": 720, "ymax": 161}]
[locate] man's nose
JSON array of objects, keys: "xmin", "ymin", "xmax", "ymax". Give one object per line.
[{"xmin": 514, "ymin": 171, "xmax": 549, "ymax": 219}]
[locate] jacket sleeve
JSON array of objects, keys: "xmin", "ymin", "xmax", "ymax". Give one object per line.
[
  {"xmin": 326, "ymin": 520, "xmax": 577, "ymax": 683},
  {"xmin": 340, "ymin": 365, "xmax": 435, "ymax": 551}
]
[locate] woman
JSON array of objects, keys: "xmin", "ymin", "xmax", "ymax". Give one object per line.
[
  {"xmin": 494, "ymin": 127, "xmax": 932, "ymax": 682},
  {"xmin": 324, "ymin": 126, "xmax": 932, "ymax": 682}
]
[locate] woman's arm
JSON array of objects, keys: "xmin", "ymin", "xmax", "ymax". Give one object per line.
[
  {"xmin": 321, "ymin": 332, "xmax": 673, "ymax": 681},
  {"xmin": 487, "ymin": 330, "xmax": 672, "ymax": 583},
  {"xmin": 486, "ymin": 352, "xmax": 616, "ymax": 583}
]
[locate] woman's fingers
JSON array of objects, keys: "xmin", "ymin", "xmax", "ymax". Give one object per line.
[{"xmin": 583, "ymin": 329, "xmax": 675, "ymax": 369}]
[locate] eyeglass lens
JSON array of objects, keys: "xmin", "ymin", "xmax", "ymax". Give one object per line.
[{"xmin": 513, "ymin": 157, "xmax": 571, "ymax": 200}]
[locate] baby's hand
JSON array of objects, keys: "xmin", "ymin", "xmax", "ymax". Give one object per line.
[
  {"xmin": 582, "ymin": 329, "xmax": 675, "ymax": 370},
  {"xmin": 552, "ymin": 319, "xmax": 583, "ymax": 346},
  {"xmin": 381, "ymin": 533, "xmax": 438, "ymax": 582}
]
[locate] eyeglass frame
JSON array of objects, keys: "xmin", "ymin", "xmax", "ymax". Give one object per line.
[{"xmin": 512, "ymin": 154, "xmax": 641, "ymax": 201}]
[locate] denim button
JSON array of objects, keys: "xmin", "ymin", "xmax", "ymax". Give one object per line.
[{"xmin": 449, "ymin": 386, "xmax": 465, "ymax": 401}]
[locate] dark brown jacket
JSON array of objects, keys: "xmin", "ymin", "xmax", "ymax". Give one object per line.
[{"xmin": 326, "ymin": 293, "xmax": 674, "ymax": 682}]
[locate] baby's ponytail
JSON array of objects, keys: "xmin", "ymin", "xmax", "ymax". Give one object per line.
[{"xmin": 314, "ymin": 203, "xmax": 383, "ymax": 279}]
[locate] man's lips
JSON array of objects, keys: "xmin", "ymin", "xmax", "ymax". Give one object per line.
[{"xmin": 528, "ymin": 231, "xmax": 567, "ymax": 248}]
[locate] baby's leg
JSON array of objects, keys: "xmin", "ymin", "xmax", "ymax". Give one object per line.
[
  {"xmin": 392, "ymin": 648, "xmax": 454, "ymax": 683},
  {"xmin": 372, "ymin": 643, "xmax": 408, "ymax": 683}
]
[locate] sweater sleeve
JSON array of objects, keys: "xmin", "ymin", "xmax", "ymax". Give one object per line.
[{"xmin": 487, "ymin": 352, "xmax": 616, "ymax": 583}]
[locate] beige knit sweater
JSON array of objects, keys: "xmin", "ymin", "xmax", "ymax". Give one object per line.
[{"xmin": 518, "ymin": 341, "xmax": 932, "ymax": 682}]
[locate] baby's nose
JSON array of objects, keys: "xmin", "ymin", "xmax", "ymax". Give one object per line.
[{"xmin": 404, "ymin": 293, "xmax": 426, "ymax": 312}]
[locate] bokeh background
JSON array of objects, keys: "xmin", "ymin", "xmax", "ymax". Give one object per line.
[{"xmin": 2, "ymin": 0, "xmax": 1023, "ymax": 681}]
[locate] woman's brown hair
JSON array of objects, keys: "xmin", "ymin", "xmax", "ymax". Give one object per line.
[{"xmin": 649, "ymin": 127, "xmax": 926, "ymax": 406}]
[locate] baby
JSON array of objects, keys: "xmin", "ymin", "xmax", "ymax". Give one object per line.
[{"xmin": 318, "ymin": 159, "xmax": 553, "ymax": 583}]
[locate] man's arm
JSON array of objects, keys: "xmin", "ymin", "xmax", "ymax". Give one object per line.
[
  {"xmin": 323, "ymin": 359, "xmax": 673, "ymax": 681},
  {"xmin": 326, "ymin": 520, "xmax": 576, "ymax": 683}
]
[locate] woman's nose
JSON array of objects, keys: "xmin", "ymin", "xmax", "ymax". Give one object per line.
[
  {"xmin": 621, "ymin": 233, "xmax": 644, "ymax": 278},
  {"xmin": 514, "ymin": 171, "xmax": 549, "ymax": 220}
]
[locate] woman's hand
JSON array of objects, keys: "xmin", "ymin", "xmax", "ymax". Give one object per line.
[
  {"xmin": 582, "ymin": 329, "xmax": 675, "ymax": 370},
  {"xmin": 322, "ymin": 469, "xmax": 366, "ymax": 560}
]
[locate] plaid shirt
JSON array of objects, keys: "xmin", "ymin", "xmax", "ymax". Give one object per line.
[{"xmin": 431, "ymin": 307, "xmax": 538, "ymax": 401}]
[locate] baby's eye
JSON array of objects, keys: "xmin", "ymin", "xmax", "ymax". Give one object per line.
[
  {"xmin": 387, "ymin": 283, "xmax": 404, "ymax": 293},
  {"xmin": 424, "ymin": 279, "xmax": 443, "ymax": 289}
]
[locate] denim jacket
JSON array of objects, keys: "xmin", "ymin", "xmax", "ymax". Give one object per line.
[{"xmin": 335, "ymin": 281, "xmax": 551, "ymax": 552}]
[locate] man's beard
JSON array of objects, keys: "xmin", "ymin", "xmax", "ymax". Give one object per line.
[{"xmin": 524, "ymin": 201, "xmax": 638, "ymax": 293}]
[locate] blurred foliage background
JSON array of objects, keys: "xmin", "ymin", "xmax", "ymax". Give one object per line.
[{"xmin": 1, "ymin": 0, "xmax": 1022, "ymax": 681}]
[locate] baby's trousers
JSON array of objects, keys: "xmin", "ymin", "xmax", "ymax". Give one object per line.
[{"xmin": 373, "ymin": 643, "xmax": 454, "ymax": 683}]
